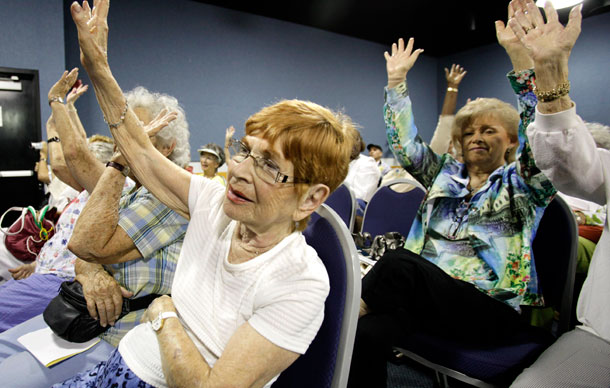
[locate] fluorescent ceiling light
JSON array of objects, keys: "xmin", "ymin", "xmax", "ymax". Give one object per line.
[{"xmin": 536, "ymin": 0, "xmax": 584, "ymax": 9}]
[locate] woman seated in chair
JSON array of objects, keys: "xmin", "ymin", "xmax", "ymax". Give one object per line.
[
  {"xmin": 55, "ymin": 2, "xmax": 355, "ymax": 387},
  {"xmin": 348, "ymin": 3, "xmax": 557, "ymax": 387}
]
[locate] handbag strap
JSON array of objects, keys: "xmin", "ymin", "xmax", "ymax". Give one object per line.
[
  {"xmin": 124, "ymin": 293, "xmax": 166, "ymax": 312},
  {"xmin": 0, "ymin": 207, "xmax": 27, "ymax": 236}
]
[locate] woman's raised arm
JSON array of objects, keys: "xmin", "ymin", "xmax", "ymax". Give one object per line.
[{"xmin": 70, "ymin": 0, "xmax": 191, "ymax": 217}]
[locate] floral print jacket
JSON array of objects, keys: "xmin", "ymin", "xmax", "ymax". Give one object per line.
[{"xmin": 384, "ymin": 70, "xmax": 556, "ymax": 310}]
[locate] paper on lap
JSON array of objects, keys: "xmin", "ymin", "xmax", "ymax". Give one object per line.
[{"xmin": 17, "ymin": 327, "xmax": 100, "ymax": 367}]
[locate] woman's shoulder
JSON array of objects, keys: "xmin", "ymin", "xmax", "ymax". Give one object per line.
[{"xmin": 267, "ymin": 233, "xmax": 329, "ymax": 284}]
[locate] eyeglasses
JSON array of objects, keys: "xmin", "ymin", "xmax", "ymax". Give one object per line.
[{"xmin": 227, "ymin": 138, "xmax": 308, "ymax": 184}]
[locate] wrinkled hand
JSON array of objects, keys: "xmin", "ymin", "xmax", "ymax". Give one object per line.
[
  {"xmin": 495, "ymin": 0, "xmax": 526, "ymax": 54},
  {"xmin": 145, "ymin": 108, "xmax": 179, "ymax": 140},
  {"xmin": 225, "ymin": 126, "xmax": 236, "ymax": 147},
  {"xmin": 8, "ymin": 262, "xmax": 36, "ymax": 280},
  {"xmin": 66, "ymin": 83, "xmax": 89, "ymax": 105},
  {"xmin": 444, "ymin": 64, "xmax": 467, "ymax": 88},
  {"xmin": 48, "ymin": 68, "xmax": 79, "ymax": 103},
  {"xmin": 71, "ymin": 0, "xmax": 110, "ymax": 69},
  {"xmin": 143, "ymin": 295, "xmax": 176, "ymax": 323},
  {"xmin": 508, "ymin": 0, "xmax": 582, "ymax": 64},
  {"xmin": 76, "ymin": 269, "xmax": 133, "ymax": 327},
  {"xmin": 384, "ymin": 37, "xmax": 424, "ymax": 88}
]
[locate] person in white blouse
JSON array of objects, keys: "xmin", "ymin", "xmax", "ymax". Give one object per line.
[
  {"xmin": 507, "ymin": 1, "xmax": 610, "ymax": 387},
  {"xmin": 344, "ymin": 130, "xmax": 381, "ymax": 216}
]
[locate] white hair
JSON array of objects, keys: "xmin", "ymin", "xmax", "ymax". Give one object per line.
[
  {"xmin": 585, "ymin": 121, "xmax": 610, "ymax": 151},
  {"xmin": 125, "ymin": 86, "xmax": 190, "ymax": 167},
  {"xmin": 87, "ymin": 135, "xmax": 114, "ymax": 164}
]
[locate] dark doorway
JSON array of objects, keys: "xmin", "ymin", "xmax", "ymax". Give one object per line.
[{"xmin": 0, "ymin": 67, "xmax": 44, "ymax": 224}]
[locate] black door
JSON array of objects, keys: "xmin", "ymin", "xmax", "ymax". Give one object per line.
[{"xmin": 0, "ymin": 67, "xmax": 44, "ymax": 224}]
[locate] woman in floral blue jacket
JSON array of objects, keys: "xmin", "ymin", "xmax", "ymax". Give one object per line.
[{"xmin": 348, "ymin": 30, "xmax": 556, "ymax": 388}]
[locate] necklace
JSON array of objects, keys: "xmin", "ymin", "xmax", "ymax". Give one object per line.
[{"xmin": 238, "ymin": 224, "xmax": 260, "ymax": 256}]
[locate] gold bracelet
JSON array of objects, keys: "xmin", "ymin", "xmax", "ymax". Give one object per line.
[
  {"xmin": 534, "ymin": 81, "xmax": 570, "ymax": 102},
  {"xmin": 447, "ymin": 87, "xmax": 458, "ymax": 93},
  {"xmin": 103, "ymin": 101, "xmax": 129, "ymax": 129}
]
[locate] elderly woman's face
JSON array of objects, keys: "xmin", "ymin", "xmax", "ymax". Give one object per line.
[
  {"xmin": 223, "ymin": 135, "xmax": 301, "ymax": 230},
  {"xmin": 200, "ymin": 152, "xmax": 220, "ymax": 175},
  {"xmin": 461, "ymin": 114, "xmax": 517, "ymax": 172}
]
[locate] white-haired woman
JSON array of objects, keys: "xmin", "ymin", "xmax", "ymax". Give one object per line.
[{"xmin": 0, "ymin": 69, "xmax": 191, "ymax": 387}]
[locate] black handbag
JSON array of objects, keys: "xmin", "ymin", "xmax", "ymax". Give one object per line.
[{"xmin": 43, "ymin": 280, "xmax": 162, "ymax": 343}]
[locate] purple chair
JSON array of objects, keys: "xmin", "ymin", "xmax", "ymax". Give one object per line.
[
  {"xmin": 325, "ymin": 183, "xmax": 357, "ymax": 232},
  {"xmin": 360, "ymin": 178, "xmax": 426, "ymax": 238},
  {"xmin": 393, "ymin": 195, "xmax": 579, "ymax": 387},
  {"xmin": 271, "ymin": 204, "xmax": 361, "ymax": 388}
]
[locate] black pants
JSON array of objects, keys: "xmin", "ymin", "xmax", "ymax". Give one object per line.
[{"xmin": 347, "ymin": 248, "xmax": 537, "ymax": 388}]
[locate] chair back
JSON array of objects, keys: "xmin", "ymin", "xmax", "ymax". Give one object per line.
[
  {"xmin": 325, "ymin": 183, "xmax": 357, "ymax": 232},
  {"xmin": 361, "ymin": 178, "xmax": 426, "ymax": 238},
  {"xmin": 531, "ymin": 194, "xmax": 579, "ymax": 334},
  {"xmin": 271, "ymin": 204, "xmax": 361, "ymax": 388}
]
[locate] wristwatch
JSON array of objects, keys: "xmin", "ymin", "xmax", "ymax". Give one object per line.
[
  {"xmin": 47, "ymin": 136, "xmax": 60, "ymax": 143},
  {"xmin": 106, "ymin": 161, "xmax": 131, "ymax": 177},
  {"xmin": 151, "ymin": 311, "xmax": 178, "ymax": 332}
]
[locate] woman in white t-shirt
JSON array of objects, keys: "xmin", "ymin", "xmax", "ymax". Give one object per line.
[{"xmin": 56, "ymin": 4, "xmax": 355, "ymax": 387}]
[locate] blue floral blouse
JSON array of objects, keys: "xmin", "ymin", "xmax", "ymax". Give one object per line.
[{"xmin": 384, "ymin": 70, "xmax": 556, "ymax": 310}]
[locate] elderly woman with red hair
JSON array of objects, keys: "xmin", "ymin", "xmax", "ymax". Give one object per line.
[{"xmin": 50, "ymin": 1, "xmax": 356, "ymax": 387}]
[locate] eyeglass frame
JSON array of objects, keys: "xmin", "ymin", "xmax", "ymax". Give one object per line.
[{"xmin": 227, "ymin": 138, "xmax": 309, "ymax": 184}]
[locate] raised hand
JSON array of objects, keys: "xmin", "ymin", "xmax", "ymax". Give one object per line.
[
  {"xmin": 71, "ymin": 0, "xmax": 110, "ymax": 70},
  {"xmin": 444, "ymin": 64, "xmax": 467, "ymax": 88},
  {"xmin": 67, "ymin": 82, "xmax": 89, "ymax": 105},
  {"xmin": 508, "ymin": 0, "xmax": 582, "ymax": 64},
  {"xmin": 496, "ymin": 0, "xmax": 535, "ymax": 71},
  {"xmin": 145, "ymin": 108, "xmax": 179, "ymax": 139},
  {"xmin": 225, "ymin": 125, "xmax": 235, "ymax": 146},
  {"xmin": 384, "ymin": 37, "xmax": 424, "ymax": 88},
  {"xmin": 48, "ymin": 68, "xmax": 79, "ymax": 104}
]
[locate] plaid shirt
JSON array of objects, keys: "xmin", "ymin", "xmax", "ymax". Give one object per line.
[{"xmin": 100, "ymin": 185, "xmax": 187, "ymax": 346}]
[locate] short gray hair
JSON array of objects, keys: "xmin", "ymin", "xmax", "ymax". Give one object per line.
[
  {"xmin": 125, "ymin": 86, "xmax": 190, "ymax": 167},
  {"xmin": 585, "ymin": 121, "xmax": 610, "ymax": 150}
]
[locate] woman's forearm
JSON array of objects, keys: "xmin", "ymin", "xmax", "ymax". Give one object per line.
[
  {"xmin": 533, "ymin": 59, "xmax": 573, "ymax": 115},
  {"xmin": 51, "ymin": 101, "xmax": 103, "ymax": 193},
  {"xmin": 157, "ymin": 318, "xmax": 212, "ymax": 388},
  {"xmin": 69, "ymin": 167, "xmax": 126, "ymax": 261},
  {"xmin": 67, "ymin": 104, "xmax": 88, "ymax": 140}
]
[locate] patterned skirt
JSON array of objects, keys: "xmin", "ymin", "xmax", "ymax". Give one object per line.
[{"xmin": 52, "ymin": 348, "xmax": 154, "ymax": 388}]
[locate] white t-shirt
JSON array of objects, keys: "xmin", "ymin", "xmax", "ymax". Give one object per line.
[
  {"xmin": 119, "ymin": 175, "xmax": 330, "ymax": 388},
  {"xmin": 344, "ymin": 154, "xmax": 381, "ymax": 202}
]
